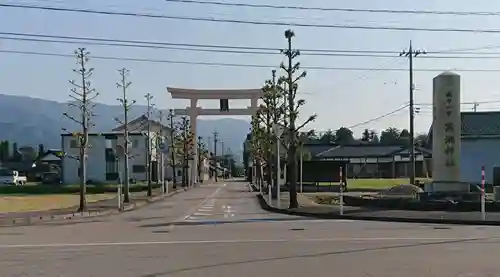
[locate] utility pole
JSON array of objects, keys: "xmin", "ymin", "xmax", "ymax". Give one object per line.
[
  {"xmin": 473, "ymin": 102, "xmax": 479, "ymax": 112},
  {"xmin": 158, "ymin": 110, "xmax": 166, "ymax": 193},
  {"xmin": 227, "ymin": 147, "xmax": 232, "ymax": 178},
  {"xmin": 168, "ymin": 109, "xmax": 177, "ymax": 188},
  {"xmin": 179, "ymin": 117, "xmax": 190, "ymax": 187},
  {"xmin": 197, "ymin": 136, "xmax": 204, "ymax": 183},
  {"xmin": 400, "ymin": 40, "xmax": 426, "ymax": 186},
  {"xmin": 270, "ymin": 69, "xmax": 277, "ymax": 198},
  {"xmin": 116, "ymin": 68, "xmax": 134, "ymax": 203},
  {"xmin": 63, "ymin": 48, "xmax": 98, "ymax": 212},
  {"xmin": 213, "ymin": 130, "xmax": 219, "ymax": 182},
  {"xmin": 144, "ymin": 93, "xmax": 154, "ymax": 196},
  {"xmin": 221, "ymin": 140, "xmax": 225, "ymax": 179}
]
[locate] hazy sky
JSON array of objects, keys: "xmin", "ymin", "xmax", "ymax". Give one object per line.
[{"xmin": 2, "ymin": 0, "xmax": 500, "ymax": 138}]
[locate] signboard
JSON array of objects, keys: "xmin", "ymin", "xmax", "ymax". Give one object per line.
[{"xmin": 158, "ymin": 142, "xmax": 169, "ymax": 153}]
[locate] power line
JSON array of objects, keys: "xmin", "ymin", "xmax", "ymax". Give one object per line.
[
  {"xmin": 347, "ymin": 104, "xmax": 409, "ymax": 129},
  {"xmin": 4, "ymin": 33, "xmax": 500, "ymax": 59},
  {"xmin": 165, "ymin": 0, "xmax": 500, "ymax": 17},
  {"xmin": 3, "ymin": 3, "xmax": 500, "ymax": 33},
  {"xmin": 5, "ymin": 31, "xmax": 500, "ymax": 56},
  {"xmin": 5, "ymin": 49, "xmax": 500, "ymax": 72},
  {"xmin": 416, "ymin": 100, "xmax": 500, "ymax": 106}
]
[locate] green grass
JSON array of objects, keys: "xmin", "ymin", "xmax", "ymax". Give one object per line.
[
  {"xmin": 0, "ymin": 183, "xmax": 161, "ymax": 195},
  {"xmin": 319, "ymin": 178, "xmax": 432, "ymax": 189},
  {"xmin": 0, "ymin": 194, "xmax": 116, "ymax": 213}
]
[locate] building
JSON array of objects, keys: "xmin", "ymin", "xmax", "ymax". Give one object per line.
[
  {"xmin": 61, "ymin": 115, "xmax": 173, "ymax": 184},
  {"xmin": 61, "ymin": 115, "xmax": 213, "ymax": 185},
  {"xmin": 429, "ymin": 111, "xmax": 500, "ymax": 185},
  {"xmin": 61, "ymin": 132, "xmax": 153, "ymax": 184},
  {"xmin": 314, "ymin": 144, "xmax": 431, "ymax": 179}
]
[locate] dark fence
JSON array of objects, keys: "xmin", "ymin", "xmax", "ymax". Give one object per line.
[{"xmin": 301, "ymin": 160, "xmax": 347, "ymax": 183}]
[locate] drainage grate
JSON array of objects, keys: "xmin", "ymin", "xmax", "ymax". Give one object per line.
[
  {"xmin": 433, "ymin": 227, "xmax": 451, "ymax": 230},
  {"xmin": 289, "ymin": 228, "xmax": 305, "ymax": 231},
  {"xmin": 152, "ymin": 230, "xmax": 170, "ymax": 234}
]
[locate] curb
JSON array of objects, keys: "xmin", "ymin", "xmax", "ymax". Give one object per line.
[
  {"xmin": 256, "ymin": 194, "xmax": 500, "ymax": 226},
  {"xmin": 0, "ymin": 188, "xmax": 186, "ymax": 227}
]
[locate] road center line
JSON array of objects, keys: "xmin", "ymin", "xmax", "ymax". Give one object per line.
[{"xmin": 0, "ymin": 237, "xmax": 490, "ymax": 249}]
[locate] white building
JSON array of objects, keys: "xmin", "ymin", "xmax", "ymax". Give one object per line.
[{"xmin": 61, "ymin": 115, "xmax": 210, "ymax": 185}]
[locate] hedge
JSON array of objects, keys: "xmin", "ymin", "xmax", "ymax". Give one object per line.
[
  {"xmin": 0, "ymin": 184, "xmax": 162, "ymax": 195},
  {"xmin": 342, "ymin": 195, "xmax": 500, "ymax": 212}
]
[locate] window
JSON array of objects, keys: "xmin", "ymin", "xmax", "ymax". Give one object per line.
[
  {"xmin": 132, "ymin": 165, "xmax": 146, "ymax": 173},
  {"xmin": 70, "ymin": 139, "xmax": 79, "ymax": 148},
  {"xmin": 106, "ymin": 161, "xmax": 117, "ymax": 173},
  {"xmin": 132, "ymin": 139, "xmax": 139, "ymax": 148}
]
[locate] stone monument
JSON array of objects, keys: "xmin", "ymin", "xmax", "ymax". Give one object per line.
[{"xmin": 431, "ymin": 71, "xmax": 468, "ymax": 192}]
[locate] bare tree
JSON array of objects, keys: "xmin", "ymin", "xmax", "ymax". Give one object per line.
[
  {"xmin": 63, "ymin": 48, "xmax": 99, "ymax": 212},
  {"xmin": 197, "ymin": 136, "xmax": 207, "ymax": 183},
  {"xmin": 280, "ymin": 30, "xmax": 317, "ymax": 208},
  {"xmin": 257, "ymin": 69, "xmax": 285, "ymax": 198},
  {"xmin": 144, "ymin": 93, "xmax": 154, "ymax": 196},
  {"xmin": 176, "ymin": 117, "xmax": 193, "ymax": 187},
  {"xmin": 167, "ymin": 109, "xmax": 177, "ymax": 188},
  {"xmin": 158, "ymin": 110, "xmax": 167, "ymax": 193},
  {"xmin": 116, "ymin": 68, "xmax": 135, "ymax": 203}
]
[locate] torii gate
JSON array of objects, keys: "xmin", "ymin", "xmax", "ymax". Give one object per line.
[{"xmin": 167, "ymin": 87, "xmax": 264, "ymax": 185}]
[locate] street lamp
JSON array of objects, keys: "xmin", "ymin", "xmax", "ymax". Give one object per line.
[{"xmin": 272, "ymin": 123, "xmax": 284, "ymax": 203}]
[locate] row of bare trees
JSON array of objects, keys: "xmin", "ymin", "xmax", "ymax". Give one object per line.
[
  {"xmin": 249, "ymin": 30, "xmax": 316, "ymax": 209},
  {"xmin": 63, "ymin": 48, "xmax": 207, "ymax": 212}
]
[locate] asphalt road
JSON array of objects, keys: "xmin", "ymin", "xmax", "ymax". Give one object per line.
[{"xmin": 1, "ymin": 180, "xmax": 500, "ymax": 276}]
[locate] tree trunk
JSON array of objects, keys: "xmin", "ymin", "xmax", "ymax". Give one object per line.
[{"xmin": 288, "ymin": 143, "xmax": 298, "ymax": 209}]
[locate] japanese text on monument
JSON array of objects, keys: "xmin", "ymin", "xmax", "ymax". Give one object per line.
[{"xmin": 444, "ymin": 91, "xmax": 455, "ymax": 167}]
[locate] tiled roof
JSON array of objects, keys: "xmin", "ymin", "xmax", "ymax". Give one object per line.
[
  {"xmin": 427, "ymin": 112, "xmax": 500, "ymax": 142},
  {"xmin": 317, "ymin": 145, "xmax": 404, "ymax": 158},
  {"xmin": 303, "ymin": 144, "xmax": 336, "ymax": 157},
  {"xmin": 112, "ymin": 115, "xmax": 170, "ymax": 132},
  {"xmin": 461, "ymin": 112, "xmax": 500, "ymax": 136}
]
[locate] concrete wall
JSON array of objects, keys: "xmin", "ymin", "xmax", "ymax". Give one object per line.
[
  {"xmin": 62, "ymin": 135, "xmax": 107, "ymax": 185},
  {"xmin": 460, "ymin": 138, "xmax": 500, "ymax": 184}
]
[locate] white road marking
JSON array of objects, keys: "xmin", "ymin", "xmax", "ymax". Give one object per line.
[
  {"xmin": 192, "ymin": 212, "xmax": 213, "ymax": 216},
  {"xmin": 0, "ymin": 237, "xmax": 489, "ymax": 249},
  {"xmin": 198, "ymin": 208, "xmax": 213, "ymax": 212},
  {"xmin": 181, "ymin": 188, "xmax": 221, "ymax": 220}
]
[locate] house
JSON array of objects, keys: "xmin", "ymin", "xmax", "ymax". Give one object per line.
[
  {"xmin": 61, "ymin": 115, "xmax": 174, "ymax": 184},
  {"xmin": 61, "ymin": 115, "xmax": 211, "ymax": 185},
  {"xmin": 315, "ymin": 144, "xmax": 431, "ymax": 179},
  {"xmin": 429, "ymin": 111, "xmax": 500, "ymax": 185}
]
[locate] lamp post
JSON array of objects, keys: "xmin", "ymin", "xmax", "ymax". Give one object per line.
[{"xmin": 272, "ymin": 123, "xmax": 284, "ymax": 203}]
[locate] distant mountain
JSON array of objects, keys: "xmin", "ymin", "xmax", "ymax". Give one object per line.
[{"xmin": 0, "ymin": 94, "xmax": 250, "ymax": 156}]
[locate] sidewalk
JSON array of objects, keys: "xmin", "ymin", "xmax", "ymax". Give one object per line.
[
  {"xmin": 0, "ymin": 183, "xmax": 185, "ymax": 227},
  {"xmin": 259, "ymin": 191, "xmax": 500, "ymax": 226}
]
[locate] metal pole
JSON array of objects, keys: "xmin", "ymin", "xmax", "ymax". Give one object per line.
[
  {"xmin": 145, "ymin": 93, "xmax": 153, "ymax": 196},
  {"xmin": 300, "ymin": 147, "xmax": 303, "ymax": 194},
  {"xmin": 169, "ymin": 109, "xmax": 177, "ymax": 188},
  {"xmin": 268, "ymin": 175, "xmax": 273, "ymax": 204},
  {"xmin": 408, "ymin": 42, "xmax": 416, "ymax": 186},
  {"xmin": 213, "ymin": 131, "xmax": 218, "ymax": 182},
  {"xmin": 481, "ymin": 165, "xmax": 486, "ymax": 221},
  {"xmin": 117, "ymin": 160, "xmax": 122, "ymax": 210},
  {"xmin": 400, "ymin": 40, "xmax": 425, "ymax": 186},
  {"xmin": 340, "ymin": 166, "xmax": 344, "ymax": 216},
  {"xmin": 276, "ymin": 139, "xmax": 281, "ymax": 203}
]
